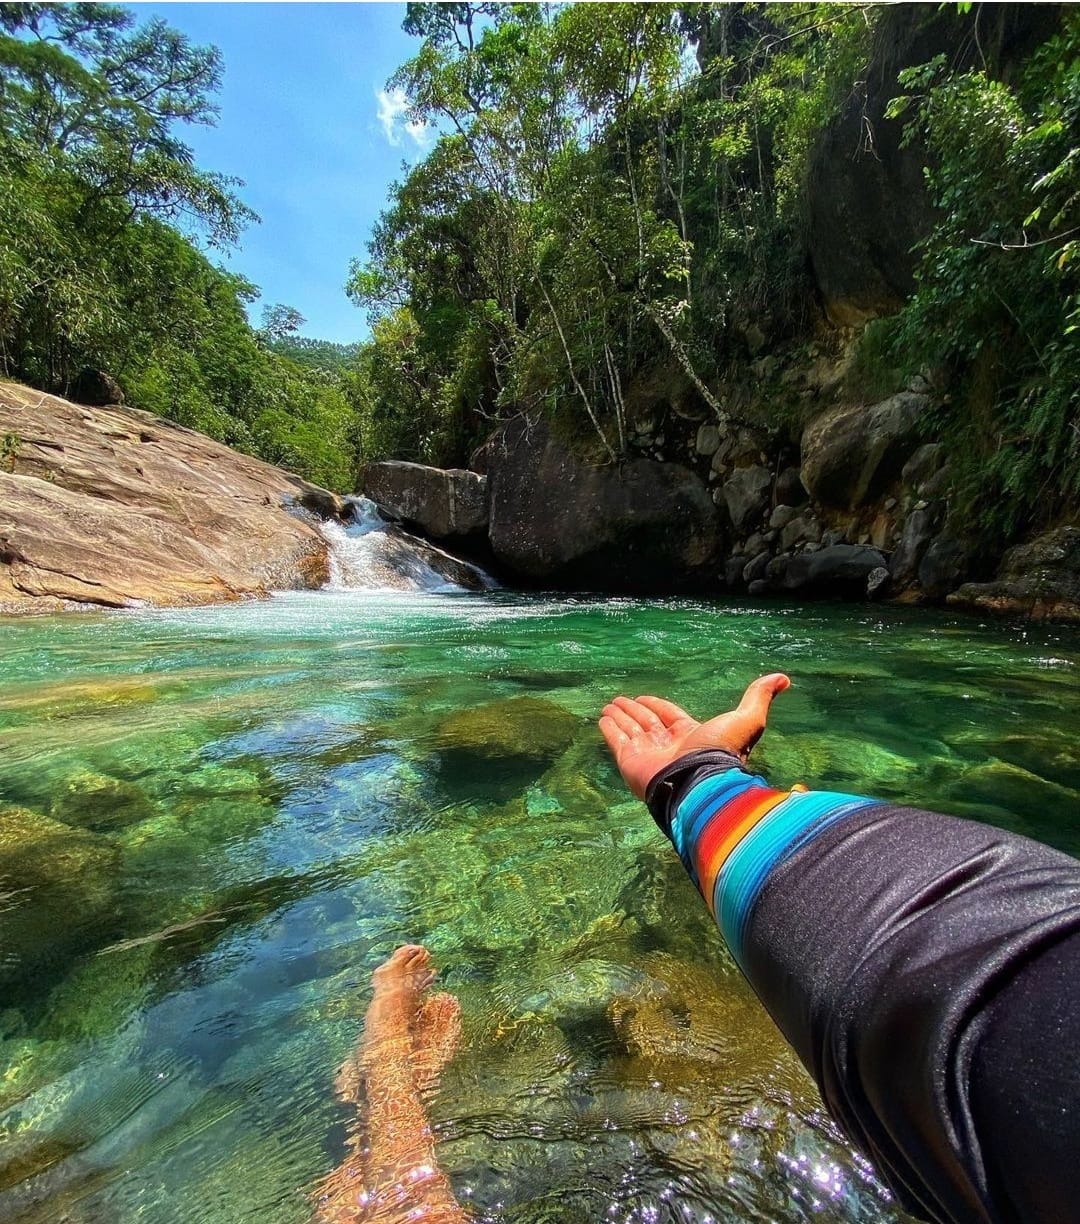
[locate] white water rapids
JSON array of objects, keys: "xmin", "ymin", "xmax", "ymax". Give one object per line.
[{"xmin": 318, "ymin": 497, "xmax": 495, "ymax": 593}]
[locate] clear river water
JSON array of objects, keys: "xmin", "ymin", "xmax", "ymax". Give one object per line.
[{"xmin": 2, "ymin": 587, "xmax": 1079, "ymax": 1224}]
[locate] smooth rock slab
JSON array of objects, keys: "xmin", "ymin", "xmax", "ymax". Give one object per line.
[{"xmin": 0, "ymin": 381, "xmax": 337, "ymax": 612}]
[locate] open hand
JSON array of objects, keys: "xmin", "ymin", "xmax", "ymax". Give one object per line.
[{"xmin": 599, "ymin": 674, "xmax": 791, "ymax": 800}]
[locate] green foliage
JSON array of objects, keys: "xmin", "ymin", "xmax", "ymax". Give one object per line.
[
  {"xmin": 351, "ymin": 2, "xmax": 872, "ymax": 464},
  {"xmin": 887, "ymin": 11, "xmax": 1080, "ymax": 539},
  {"xmin": 0, "ymin": 3, "xmax": 363, "ymax": 491},
  {"xmin": 1, "ymin": 429, "xmax": 18, "ymax": 471},
  {"xmin": 355, "ymin": 0, "xmax": 1077, "ymax": 556}
]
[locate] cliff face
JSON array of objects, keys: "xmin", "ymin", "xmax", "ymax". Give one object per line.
[
  {"xmin": 0, "ymin": 381, "xmax": 341, "ymax": 613},
  {"xmin": 806, "ymin": 3, "xmax": 1062, "ymax": 326}
]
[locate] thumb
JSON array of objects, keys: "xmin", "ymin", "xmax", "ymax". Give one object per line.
[
  {"xmin": 731, "ymin": 672, "xmax": 790, "ymax": 758},
  {"xmin": 736, "ymin": 672, "xmax": 791, "ymax": 722}
]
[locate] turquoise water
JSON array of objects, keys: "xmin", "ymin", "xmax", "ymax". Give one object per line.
[{"xmin": 2, "ymin": 590, "xmax": 1079, "ymax": 1224}]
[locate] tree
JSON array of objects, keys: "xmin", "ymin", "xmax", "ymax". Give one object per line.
[
  {"xmin": 0, "ymin": 4, "xmax": 364, "ymax": 491},
  {"xmin": 259, "ymin": 303, "xmax": 306, "ymax": 344},
  {"xmin": 0, "ymin": 2, "xmax": 253, "ymax": 243}
]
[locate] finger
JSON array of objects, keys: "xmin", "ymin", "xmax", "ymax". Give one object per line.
[
  {"xmin": 731, "ymin": 673, "xmax": 790, "ymax": 757},
  {"xmin": 598, "ymin": 715, "xmax": 629, "ymax": 754},
  {"xmin": 601, "ymin": 702, "xmax": 642, "ymax": 738},
  {"xmin": 611, "ymin": 695, "xmax": 664, "ymax": 733},
  {"xmin": 735, "ymin": 673, "xmax": 791, "ymax": 723},
  {"xmin": 635, "ymin": 695, "xmax": 695, "ymax": 728}
]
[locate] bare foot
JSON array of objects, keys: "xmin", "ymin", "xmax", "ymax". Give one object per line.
[
  {"xmin": 412, "ymin": 992, "xmax": 463, "ymax": 1099},
  {"xmin": 361, "ymin": 944, "xmax": 436, "ymax": 1062},
  {"xmin": 334, "ymin": 946, "xmax": 434, "ymax": 1110},
  {"xmin": 315, "ymin": 946, "xmax": 468, "ymax": 1223}
]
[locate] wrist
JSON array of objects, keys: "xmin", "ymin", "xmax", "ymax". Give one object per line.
[{"xmin": 645, "ymin": 748, "xmax": 749, "ymax": 837}]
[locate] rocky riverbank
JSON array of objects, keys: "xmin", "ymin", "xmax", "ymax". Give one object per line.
[
  {"xmin": 2, "ymin": 376, "xmax": 1074, "ymax": 622},
  {"xmin": 0, "ymin": 381, "xmax": 343, "ymax": 613},
  {"xmin": 359, "ymin": 347, "xmax": 1080, "ymax": 621}
]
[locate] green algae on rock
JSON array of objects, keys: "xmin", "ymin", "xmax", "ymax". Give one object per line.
[
  {"xmin": 51, "ymin": 771, "xmax": 157, "ymax": 832},
  {"xmin": 0, "ymin": 806, "xmax": 121, "ymax": 991},
  {"xmin": 435, "ymin": 696, "xmax": 579, "ymax": 764}
]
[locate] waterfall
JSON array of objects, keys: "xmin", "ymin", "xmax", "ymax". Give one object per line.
[{"xmin": 319, "ymin": 497, "xmax": 495, "ymax": 593}]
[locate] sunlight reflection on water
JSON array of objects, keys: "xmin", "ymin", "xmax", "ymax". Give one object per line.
[{"xmin": 1, "ymin": 592, "xmax": 1078, "ymax": 1222}]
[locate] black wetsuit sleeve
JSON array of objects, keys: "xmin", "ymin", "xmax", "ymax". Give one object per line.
[{"xmin": 644, "ymin": 749, "xmax": 1080, "ymax": 1224}]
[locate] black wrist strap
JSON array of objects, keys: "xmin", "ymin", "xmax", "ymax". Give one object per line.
[{"xmin": 644, "ymin": 749, "xmax": 748, "ymax": 838}]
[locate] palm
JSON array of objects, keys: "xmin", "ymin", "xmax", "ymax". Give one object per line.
[{"xmin": 599, "ymin": 674, "xmax": 791, "ymax": 800}]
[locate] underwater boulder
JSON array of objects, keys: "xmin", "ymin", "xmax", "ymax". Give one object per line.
[
  {"xmin": 515, "ymin": 958, "xmax": 644, "ymax": 1030},
  {"xmin": 51, "ymin": 770, "xmax": 156, "ymax": 832},
  {"xmin": 0, "ymin": 806, "xmax": 121, "ymax": 991},
  {"xmin": 436, "ymin": 696, "xmax": 578, "ymax": 768}
]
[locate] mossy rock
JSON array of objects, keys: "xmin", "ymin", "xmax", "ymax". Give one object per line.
[
  {"xmin": 435, "ymin": 696, "xmax": 578, "ymax": 765},
  {"xmin": 39, "ymin": 942, "xmax": 158, "ymax": 1042},
  {"xmin": 51, "ymin": 770, "xmax": 156, "ymax": 831},
  {"xmin": 0, "ymin": 1132, "xmax": 82, "ymax": 1193},
  {"xmin": 515, "ymin": 958, "xmax": 644, "ymax": 1029},
  {"xmin": 0, "ymin": 805, "xmax": 121, "ymax": 991}
]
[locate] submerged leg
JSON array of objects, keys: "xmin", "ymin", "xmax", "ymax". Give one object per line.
[
  {"xmin": 412, "ymin": 991, "xmax": 463, "ymax": 1099},
  {"xmin": 313, "ymin": 945, "xmax": 466, "ymax": 1223}
]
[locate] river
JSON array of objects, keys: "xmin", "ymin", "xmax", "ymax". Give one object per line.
[{"xmin": 2, "ymin": 587, "xmax": 1079, "ymax": 1223}]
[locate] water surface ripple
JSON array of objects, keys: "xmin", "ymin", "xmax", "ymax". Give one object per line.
[{"xmin": 1, "ymin": 590, "xmax": 1078, "ymax": 1223}]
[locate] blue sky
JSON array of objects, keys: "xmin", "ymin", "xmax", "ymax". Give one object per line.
[{"xmin": 137, "ymin": 3, "xmax": 435, "ymax": 344}]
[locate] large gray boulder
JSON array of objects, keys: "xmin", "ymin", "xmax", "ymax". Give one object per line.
[
  {"xmin": 485, "ymin": 416, "xmax": 720, "ymax": 591},
  {"xmin": 71, "ymin": 367, "xmax": 124, "ymax": 407},
  {"xmin": 919, "ymin": 536, "xmax": 974, "ymax": 601},
  {"xmin": 782, "ymin": 544, "xmax": 887, "ymax": 596},
  {"xmin": 889, "ymin": 502, "xmax": 943, "ymax": 586},
  {"xmin": 801, "ymin": 392, "xmax": 929, "ymax": 509},
  {"xmin": 721, "ymin": 465, "xmax": 771, "ymax": 534},
  {"xmin": 948, "ymin": 526, "xmax": 1080, "ymax": 621},
  {"xmin": 361, "ymin": 461, "xmax": 488, "ymax": 540}
]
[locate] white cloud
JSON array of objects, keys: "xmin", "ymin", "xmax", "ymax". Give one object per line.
[{"xmin": 376, "ymin": 87, "xmax": 433, "ymax": 151}]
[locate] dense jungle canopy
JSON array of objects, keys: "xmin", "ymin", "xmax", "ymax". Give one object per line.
[{"xmin": 0, "ymin": 1, "xmax": 1076, "ymax": 541}]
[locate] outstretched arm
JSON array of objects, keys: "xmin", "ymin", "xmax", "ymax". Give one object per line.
[{"xmin": 600, "ymin": 678, "xmax": 1080, "ymax": 1224}]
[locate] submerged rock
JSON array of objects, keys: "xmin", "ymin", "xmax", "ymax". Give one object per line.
[
  {"xmin": 436, "ymin": 696, "xmax": 578, "ymax": 765},
  {"xmin": 0, "ymin": 806, "xmax": 120, "ymax": 990},
  {"xmin": 433, "ymin": 700, "xmax": 575, "ymax": 793},
  {"xmin": 51, "ymin": 771, "xmax": 156, "ymax": 832},
  {"xmin": 516, "ymin": 958, "xmax": 643, "ymax": 1028}
]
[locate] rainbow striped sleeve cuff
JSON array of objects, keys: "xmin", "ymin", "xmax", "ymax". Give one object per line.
[{"xmin": 656, "ymin": 758, "xmax": 874, "ymax": 970}]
